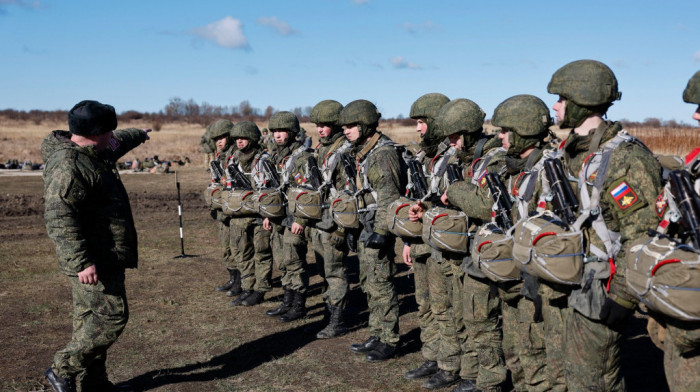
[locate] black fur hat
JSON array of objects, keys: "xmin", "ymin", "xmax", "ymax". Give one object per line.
[{"xmin": 68, "ymin": 100, "xmax": 117, "ymax": 135}]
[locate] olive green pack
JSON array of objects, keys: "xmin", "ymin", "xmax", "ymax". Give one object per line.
[
  {"xmin": 511, "ymin": 210, "xmax": 584, "ymax": 285},
  {"xmin": 221, "ymin": 189, "xmax": 257, "ymax": 217},
  {"xmin": 626, "ymin": 234, "xmax": 700, "ymax": 321},
  {"xmin": 387, "ymin": 197, "xmax": 423, "ymax": 238},
  {"xmin": 330, "ymin": 192, "xmax": 360, "ymax": 229},
  {"xmin": 422, "ymin": 206, "xmax": 469, "ymax": 254},
  {"xmin": 473, "ymin": 223, "xmax": 519, "ymax": 282},
  {"xmin": 287, "ymin": 188, "xmax": 323, "ymax": 220},
  {"xmin": 255, "ymin": 190, "xmax": 286, "ymax": 218}
]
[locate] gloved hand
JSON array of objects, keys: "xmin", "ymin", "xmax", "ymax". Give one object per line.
[
  {"xmin": 364, "ymin": 232, "xmax": 386, "ymax": 249},
  {"xmin": 600, "ymin": 298, "xmax": 633, "ymax": 331},
  {"xmin": 330, "ymin": 230, "xmax": 346, "ymax": 246}
]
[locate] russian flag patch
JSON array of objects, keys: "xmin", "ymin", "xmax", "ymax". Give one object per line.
[{"xmin": 610, "ymin": 181, "xmax": 638, "ymax": 210}]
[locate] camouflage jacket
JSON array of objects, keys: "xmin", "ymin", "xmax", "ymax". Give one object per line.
[
  {"xmin": 41, "ymin": 129, "xmax": 148, "ymax": 276},
  {"xmin": 315, "ymin": 131, "xmax": 351, "ymax": 196},
  {"xmin": 352, "ymin": 133, "xmax": 403, "ymax": 235}
]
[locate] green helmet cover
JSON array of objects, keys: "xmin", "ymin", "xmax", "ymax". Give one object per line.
[
  {"xmin": 433, "ymin": 98, "xmax": 485, "ymax": 140},
  {"xmin": 268, "ymin": 111, "xmax": 300, "ymax": 134},
  {"xmin": 310, "ymin": 100, "xmax": 344, "ymax": 125},
  {"xmin": 683, "ymin": 70, "xmax": 700, "ymax": 104},
  {"xmin": 492, "ymin": 95, "xmax": 552, "ymax": 137},
  {"xmin": 231, "ymin": 121, "xmax": 261, "ymax": 142},
  {"xmin": 339, "ymin": 99, "xmax": 382, "ymax": 140},
  {"xmin": 547, "ymin": 59, "xmax": 621, "ymax": 107},
  {"xmin": 410, "ymin": 93, "xmax": 450, "ymax": 120},
  {"xmin": 209, "ymin": 119, "xmax": 234, "ymax": 140}
]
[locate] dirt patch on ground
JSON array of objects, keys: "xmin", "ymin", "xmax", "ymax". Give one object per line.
[{"xmin": 0, "ymin": 166, "xmax": 670, "ymax": 392}]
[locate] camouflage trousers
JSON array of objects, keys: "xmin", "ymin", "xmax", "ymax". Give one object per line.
[
  {"xmin": 358, "ymin": 241, "xmax": 399, "ymax": 345},
  {"xmin": 498, "ymin": 282, "xmax": 549, "ymax": 392},
  {"xmin": 454, "ymin": 268, "xmax": 506, "ymax": 390},
  {"xmin": 270, "ymin": 222, "xmax": 309, "ymax": 294},
  {"xmin": 565, "ymin": 309, "xmax": 624, "ymax": 392},
  {"xmin": 52, "ymin": 273, "xmax": 128, "ymax": 387},
  {"xmin": 310, "ymin": 228, "xmax": 349, "ymax": 309},
  {"xmin": 427, "ymin": 253, "xmax": 460, "ymax": 374},
  {"xmin": 411, "ymin": 242, "xmax": 439, "ymax": 362},
  {"xmin": 664, "ymin": 320, "xmax": 700, "ymax": 392},
  {"xmin": 219, "ymin": 219, "xmax": 239, "ymax": 271},
  {"xmin": 232, "ymin": 218, "xmax": 273, "ymax": 292},
  {"xmin": 540, "ymin": 284, "xmax": 569, "ymax": 392}
]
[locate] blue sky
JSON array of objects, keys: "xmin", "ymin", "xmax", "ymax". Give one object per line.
[{"xmin": 1, "ymin": 0, "xmax": 698, "ymax": 123}]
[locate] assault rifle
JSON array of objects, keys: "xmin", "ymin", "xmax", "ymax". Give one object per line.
[
  {"xmin": 340, "ymin": 154, "xmax": 358, "ymax": 193},
  {"xmin": 210, "ymin": 161, "xmax": 225, "ymax": 185},
  {"xmin": 407, "ymin": 159, "xmax": 429, "ymax": 199},
  {"xmin": 225, "ymin": 162, "xmax": 253, "ymax": 190},
  {"xmin": 261, "ymin": 159, "xmax": 281, "ymax": 189},
  {"xmin": 485, "ymin": 172, "xmax": 513, "ymax": 229},
  {"xmin": 307, "ymin": 156, "xmax": 323, "ymax": 189},
  {"xmin": 543, "ymin": 158, "xmax": 579, "ymax": 225},
  {"xmin": 446, "ymin": 163, "xmax": 464, "ymax": 184},
  {"xmin": 668, "ymin": 170, "xmax": 700, "ymax": 248}
]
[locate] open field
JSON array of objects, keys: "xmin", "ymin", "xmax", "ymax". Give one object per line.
[{"xmin": 0, "ymin": 119, "xmax": 680, "ymax": 391}]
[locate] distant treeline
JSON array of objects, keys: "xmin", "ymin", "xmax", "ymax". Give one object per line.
[{"xmin": 0, "ymin": 96, "xmax": 691, "ymax": 130}]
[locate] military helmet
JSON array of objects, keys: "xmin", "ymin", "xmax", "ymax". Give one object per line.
[
  {"xmin": 547, "ymin": 60, "xmax": 621, "ymax": 107},
  {"xmin": 433, "ymin": 99, "xmax": 485, "ymax": 139},
  {"xmin": 338, "ymin": 99, "xmax": 381, "ymax": 127},
  {"xmin": 268, "ymin": 111, "xmax": 300, "ymax": 134},
  {"xmin": 410, "ymin": 93, "xmax": 450, "ymax": 120},
  {"xmin": 209, "ymin": 119, "xmax": 234, "ymax": 140},
  {"xmin": 231, "ymin": 121, "xmax": 261, "ymax": 142},
  {"xmin": 492, "ymin": 95, "xmax": 552, "ymax": 137},
  {"xmin": 683, "ymin": 70, "xmax": 700, "ymax": 104},
  {"xmin": 310, "ymin": 100, "xmax": 344, "ymax": 125}
]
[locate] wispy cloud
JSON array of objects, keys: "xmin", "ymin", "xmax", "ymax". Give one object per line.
[
  {"xmin": 390, "ymin": 56, "xmax": 422, "ymax": 70},
  {"xmin": 0, "ymin": 0, "xmax": 43, "ymax": 14},
  {"xmin": 400, "ymin": 21, "xmax": 439, "ymax": 34},
  {"xmin": 258, "ymin": 16, "xmax": 298, "ymax": 36},
  {"xmin": 353, "ymin": 0, "xmax": 370, "ymax": 4},
  {"xmin": 191, "ymin": 16, "xmax": 249, "ymax": 50},
  {"xmin": 693, "ymin": 50, "xmax": 700, "ymax": 63}
]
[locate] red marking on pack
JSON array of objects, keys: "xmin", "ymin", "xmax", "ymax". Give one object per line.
[
  {"xmin": 651, "ymin": 259, "xmax": 681, "ymax": 276},
  {"xmin": 685, "ymin": 148, "xmax": 700, "ymax": 165},
  {"xmin": 477, "ymin": 241, "xmax": 492, "ymax": 253},
  {"xmin": 532, "ymin": 232, "xmax": 556, "ymax": 246},
  {"xmin": 606, "ymin": 258, "xmax": 616, "ymax": 292}
]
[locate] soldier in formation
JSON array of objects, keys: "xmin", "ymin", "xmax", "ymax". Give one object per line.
[{"xmin": 197, "ymin": 63, "xmax": 700, "ymax": 391}]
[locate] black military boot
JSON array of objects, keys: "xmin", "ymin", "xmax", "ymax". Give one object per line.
[
  {"xmin": 225, "ymin": 270, "xmax": 242, "ymax": 297},
  {"xmin": 279, "ymin": 291, "xmax": 306, "ymax": 322},
  {"xmin": 404, "ymin": 360, "xmax": 438, "ymax": 380},
  {"xmin": 265, "ymin": 289, "xmax": 293, "ymax": 316},
  {"xmin": 230, "ymin": 290, "xmax": 252, "ymax": 306},
  {"xmin": 366, "ymin": 341, "xmax": 396, "ymax": 361},
  {"xmin": 316, "ymin": 305, "xmax": 347, "ymax": 339},
  {"xmin": 350, "ymin": 336, "xmax": 380, "ymax": 353},
  {"xmin": 241, "ymin": 291, "xmax": 265, "ymax": 306},
  {"xmin": 216, "ymin": 268, "xmax": 237, "ymax": 292},
  {"xmin": 449, "ymin": 379, "xmax": 478, "ymax": 392},
  {"xmin": 423, "ymin": 369, "xmax": 460, "ymax": 389},
  {"xmin": 44, "ymin": 368, "xmax": 76, "ymax": 392}
]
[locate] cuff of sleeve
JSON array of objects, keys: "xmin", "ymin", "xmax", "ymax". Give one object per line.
[
  {"xmin": 294, "ymin": 217, "xmax": 308, "ymax": 226},
  {"xmin": 374, "ymin": 228, "xmax": 387, "ymax": 236}
]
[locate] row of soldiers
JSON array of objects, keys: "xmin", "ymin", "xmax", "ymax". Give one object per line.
[{"xmin": 204, "ymin": 60, "xmax": 700, "ymax": 392}]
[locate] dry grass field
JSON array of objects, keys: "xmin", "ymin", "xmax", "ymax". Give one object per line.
[{"xmin": 0, "ymin": 118, "xmax": 680, "ymax": 391}]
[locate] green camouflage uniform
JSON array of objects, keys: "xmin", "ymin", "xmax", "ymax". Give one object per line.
[
  {"xmin": 448, "ymin": 144, "xmax": 552, "ymax": 392},
  {"xmin": 561, "ymin": 121, "xmax": 663, "ymax": 391},
  {"xmin": 269, "ymin": 139, "xmax": 314, "ymax": 294},
  {"xmin": 444, "ymin": 136, "xmax": 508, "ymax": 391},
  {"xmin": 201, "ymin": 124, "xmax": 217, "ymax": 167},
  {"xmin": 42, "ymin": 128, "xmax": 147, "ymax": 387},
  {"xmin": 311, "ymin": 131, "xmax": 351, "ymax": 310},
  {"xmin": 354, "ymin": 133, "xmax": 403, "ymax": 345},
  {"xmin": 230, "ymin": 145, "xmax": 273, "ymax": 293},
  {"xmin": 214, "ymin": 146, "xmax": 241, "ymax": 274}
]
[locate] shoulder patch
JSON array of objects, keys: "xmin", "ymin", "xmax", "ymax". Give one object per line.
[
  {"xmin": 655, "ymin": 193, "xmax": 667, "ymax": 218},
  {"xmin": 609, "ymin": 180, "xmax": 638, "ymax": 210}
]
